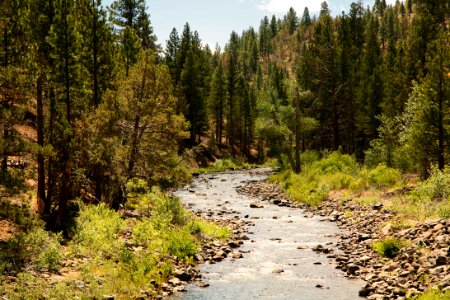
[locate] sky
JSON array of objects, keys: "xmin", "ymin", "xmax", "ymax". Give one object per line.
[{"xmin": 103, "ymin": 0, "xmax": 397, "ymax": 50}]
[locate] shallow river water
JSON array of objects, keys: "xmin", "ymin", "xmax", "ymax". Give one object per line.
[{"xmin": 172, "ymin": 169, "xmax": 364, "ymax": 300}]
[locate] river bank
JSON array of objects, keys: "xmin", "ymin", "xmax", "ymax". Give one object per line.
[
  {"xmin": 237, "ymin": 180, "xmax": 450, "ymax": 299},
  {"xmin": 172, "ymin": 168, "xmax": 364, "ymax": 300}
]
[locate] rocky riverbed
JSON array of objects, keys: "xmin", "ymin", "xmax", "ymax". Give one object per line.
[
  {"xmin": 171, "ymin": 168, "xmax": 364, "ymax": 300},
  {"xmin": 237, "ymin": 180, "xmax": 450, "ymax": 299}
]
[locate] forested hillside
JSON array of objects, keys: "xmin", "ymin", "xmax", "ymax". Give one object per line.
[
  {"xmin": 1, "ymin": 0, "xmax": 449, "ymax": 224},
  {"xmin": 0, "ymin": 0, "xmax": 449, "ymax": 297}
]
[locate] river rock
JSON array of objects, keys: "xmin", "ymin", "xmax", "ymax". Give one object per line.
[
  {"xmin": 197, "ymin": 282, "xmax": 210, "ymax": 288},
  {"xmin": 75, "ymin": 280, "xmax": 85, "ymax": 289},
  {"xmin": 174, "ymin": 270, "xmax": 192, "ymax": 282},
  {"xmin": 250, "ymin": 202, "xmax": 264, "ymax": 208}
]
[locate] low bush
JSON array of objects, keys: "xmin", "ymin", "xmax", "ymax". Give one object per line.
[
  {"xmin": 1, "ymin": 178, "xmax": 233, "ymax": 299},
  {"xmin": 349, "ymin": 177, "xmax": 369, "ymax": 194},
  {"xmin": 411, "ymin": 167, "xmax": 450, "ymax": 201},
  {"xmin": 187, "ymin": 218, "xmax": 230, "ymax": 240},
  {"xmin": 366, "ymin": 164, "xmax": 402, "ymax": 188},
  {"xmin": 300, "ymin": 150, "xmax": 320, "ymax": 165},
  {"xmin": 70, "ymin": 203, "xmax": 125, "ymax": 259},
  {"xmin": 126, "ymin": 179, "xmax": 188, "ymax": 226},
  {"xmin": 416, "ymin": 289, "xmax": 450, "ymax": 300},
  {"xmin": 196, "ymin": 157, "xmax": 254, "ymax": 174},
  {"xmin": 372, "ymin": 237, "xmax": 403, "ymax": 258},
  {"xmin": 0, "ymin": 199, "xmax": 37, "ymax": 229},
  {"xmin": 436, "ymin": 203, "xmax": 450, "ymax": 219},
  {"xmin": 1, "ymin": 226, "xmax": 63, "ymax": 273},
  {"xmin": 314, "ymin": 151, "xmax": 359, "ymax": 176},
  {"xmin": 270, "ymin": 151, "xmax": 359, "ymax": 206},
  {"xmin": 131, "ymin": 218, "xmax": 159, "ymax": 247},
  {"xmin": 167, "ymin": 229, "xmax": 198, "ymax": 259}
]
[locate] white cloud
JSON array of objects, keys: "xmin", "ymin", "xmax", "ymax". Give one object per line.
[
  {"xmin": 257, "ymin": 0, "xmax": 323, "ymax": 14},
  {"xmin": 201, "ymin": 40, "xmax": 217, "ymax": 51}
]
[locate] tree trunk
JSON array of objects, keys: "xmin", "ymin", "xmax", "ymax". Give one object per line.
[
  {"xmin": 127, "ymin": 114, "xmax": 141, "ymax": 179},
  {"xmin": 92, "ymin": 0, "xmax": 99, "ymax": 107},
  {"xmin": 1, "ymin": 25, "xmax": 8, "ymax": 176},
  {"xmin": 218, "ymin": 81, "xmax": 223, "ymax": 145},
  {"xmin": 57, "ymin": 1, "xmax": 73, "ymax": 226},
  {"xmin": 294, "ymin": 91, "xmax": 301, "ymax": 174},
  {"xmin": 437, "ymin": 44, "xmax": 444, "ymax": 170},
  {"xmin": 286, "ymin": 135, "xmax": 296, "ymax": 171},
  {"xmin": 47, "ymin": 87, "xmax": 56, "ymax": 214},
  {"xmin": 37, "ymin": 75, "xmax": 47, "ymax": 214}
]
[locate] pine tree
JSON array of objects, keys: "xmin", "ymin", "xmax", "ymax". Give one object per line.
[
  {"xmin": 301, "ymin": 7, "xmax": 312, "ymax": 28},
  {"xmin": 270, "ymin": 15, "xmax": 278, "ymax": 38},
  {"xmin": 77, "ymin": 0, "xmax": 116, "ymax": 108},
  {"xmin": 359, "ymin": 14, "xmax": 383, "ymax": 143},
  {"xmin": 226, "ymin": 31, "xmax": 240, "ymax": 154},
  {"xmin": 27, "ymin": 0, "xmax": 56, "ymax": 215},
  {"xmin": 0, "ymin": 0, "xmax": 28, "ymax": 178},
  {"xmin": 180, "ymin": 49, "xmax": 207, "ymax": 144},
  {"xmin": 110, "ymin": 0, "xmax": 156, "ymax": 50},
  {"xmin": 311, "ymin": 4, "xmax": 339, "ymax": 150},
  {"xmin": 119, "ymin": 26, "xmax": 140, "ymax": 77},
  {"xmin": 47, "ymin": 0, "xmax": 87, "ymax": 227},
  {"xmin": 106, "ymin": 52, "xmax": 187, "ymax": 185},
  {"xmin": 406, "ymin": 0, "xmax": 412, "ymax": 14},
  {"xmin": 209, "ymin": 62, "xmax": 226, "ymax": 145},
  {"xmin": 286, "ymin": 7, "xmax": 298, "ymax": 35},
  {"xmin": 258, "ymin": 16, "xmax": 270, "ymax": 56},
  {"xmin": 165, "ymin": 28, "xmax": 180, "ymax": 84}
]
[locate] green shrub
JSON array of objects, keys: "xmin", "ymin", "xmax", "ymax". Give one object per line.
[
  {"xmin": 270, "ymin": 152, "xmax": 359, "ymax": 206},
  {"xmin": 167, "ymin": 229, "xmax": 197, "ymax": 259},
  {"xmin": 392, "ymin": 147, "xmax": 415, "ymax": 172},
  {"xmin": 0, "ymin": 199, "xmax": 37, "ymax": 229},
  {"xmin": 323, "ymin": 172, "xmax": 353, "ymax": 190},
  {"xmin": 214, "ymin": 159, "xmax": 236, "ymax": 170},
  {"xmin": 413, "ymin": 167, "xmax": 450, "ymax": 201},
  {"xmin": 349, "ymin": 177, "xmax": 369, "ymax": 193},
  {"xmin": 71, "ymin": 203, "xmax": 125, "ymax": 259},
  {"xmin": 126, "ymin": 179, "xmax": 188, "ymax": 226},
  {"xmin": 300, "ymin": 150, "xmax": 320, "ymax": 165},
  {"xmin": 372, "ymin": 237, "xmax": 403, "ymax": 258},
  {"xmin": 187, "ymin": 219, "xmax": 231, "ymax": 240},
  {"xmin": 436, "ymin": 202, "xmax": 450, "ymax": 219},
  {"xmin": 416, "ymin": 289, "xmax": 450, "ymax": 300},
  {"xmin": 314, "ymin": 151, "xmax": 358, "ymax": 175},
  {"xmin": 131, "ymin": 218, "xmax": 158, "ymax": 247},
  {"xmin": 367, "ymin": 164, "xmax": 402, "ymax": 188},
  {"xmin": 6, "ymin": 226, "xmax": 63, "ymax": 271}
]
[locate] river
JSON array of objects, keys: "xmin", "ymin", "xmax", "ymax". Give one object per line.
[{"xmin": 172, "ymin": 169, "xmax": 364, "ymax": 300}]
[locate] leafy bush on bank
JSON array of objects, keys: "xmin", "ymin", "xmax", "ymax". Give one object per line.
[{"xmin": 0, "ymin": 179, "xmax": 230, "ymax": 299}]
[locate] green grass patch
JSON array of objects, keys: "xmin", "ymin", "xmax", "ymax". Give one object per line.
[
  {"xmin": 415, "ymin": 289, "xmax": 450, "ymax": 300},
  {"xmin": 270, "ymin": 151, "xmax": 359, "ymax": 206},
  {"xmin": 372, "ymin": 237, "xmax": 404, "ymax": 258},
  {"xmin": 271, "ymin": 151, "xmax": 406, "ymax": 208},
  {"xmin": 195, "ymin": 157, "xmax": 255, "ymax": 173},
  {"xmin": 187, "ymin": 218, "xmax": 231, "ymax": 240}
]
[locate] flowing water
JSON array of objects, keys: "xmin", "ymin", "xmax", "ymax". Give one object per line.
[{"xmin": 172, "ymin": 169, "xmax": 363, "ymax": 300}]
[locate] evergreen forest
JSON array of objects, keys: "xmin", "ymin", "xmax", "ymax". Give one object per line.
[{"xmin": 0, "ymin": 0, "xmax": 450, "ymax": 298}]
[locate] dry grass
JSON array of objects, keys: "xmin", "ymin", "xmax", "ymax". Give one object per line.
[
  {"xmin": 14, "ymin": 124, "xmax": 37, "ymax": 142},
  {"xmin": 0, "ymin": 220, "xmax": 17, "ymax": 241}
]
